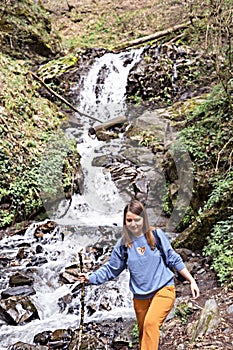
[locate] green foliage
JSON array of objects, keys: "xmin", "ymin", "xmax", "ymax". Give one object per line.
[
  {"xmin": 174, "ymin": 303, "xmax": 192, "ymax": 324},
  {"xmin": 38, "ymin": 133, "xmax": 80, "ymax": 211},
  {"xmin": 138, "ymin": 131, "xmax": 159, "ymax": 148},
  {"xmin": 0, "ymin": 0, "xmax": 61, "ymax": 59},
  {"xmin": 37, "ymin": 54, "xmax": 79, "ymax": 81},
  {"xmin": 185, "ymin": 0, "xmax": 233, "ymax": 107},
  {"xmin": 176, "ymin": 206, "xmax": 196, "ymax": 231},
  {"xmin": 201, "ymin": 171, "xmax": 233, "ymax": 213},
  {"xmin": 131, "ymin": 322, "xmax": 139, "ymax": 346},
  {"xmin": 162, "ymin": 183, "xmax": 173, "ymax": 216},
  {"xmin": 203, "ymin": 216, "xmax": 233, "ymax": 287},
  {"xmin": 179, "ymin": 85, "xmax": 232, "ymax": 173},
  {"xmin": 0, "ymin": 53, "xmax": 80, "ymax": 228}
]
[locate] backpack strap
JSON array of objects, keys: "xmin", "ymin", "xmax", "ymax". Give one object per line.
[
  {"xmin": 153, "ymin": 229, "xmax": 167, "ymax": 265},
  {"xmin": 123, "ymin": 245, "xmax": 128, "ymax": 267},
  {"xmin": 119, "ymin": 238, "xmax": 128, "ymax": 268},
  {"xmin": 154, "ymin": 229, "xmax": 186, "ymax": 282}
]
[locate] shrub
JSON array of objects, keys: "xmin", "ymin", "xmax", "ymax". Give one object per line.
[{"xmin": 203, "ymin": 216, "xmax": 233, "ymax": 287}]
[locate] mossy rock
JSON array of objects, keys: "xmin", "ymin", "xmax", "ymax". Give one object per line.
[
  {"xmin": 173, "ymin": 195, "xmax": 233, "ymax": 251},
  {"xmin": 0, "ymin": 0, "xmax": 61, "ymax": 60}
]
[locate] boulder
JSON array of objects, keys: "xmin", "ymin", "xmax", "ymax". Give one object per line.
[
  {"xmin": 190, "ymin": 298, "xmax": 220, "ymax": 340},
  {"xmin": 0, "ymin": 296, "xmax": 39, "ymax": 325}
]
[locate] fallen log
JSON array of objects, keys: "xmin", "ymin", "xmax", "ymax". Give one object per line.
[
  {"xmin": 114, "ymin": 21, "xmax": 191, "ymax": 51},
  {"xmin": 92, "ymin": 115, "xmax": 127, "ymax": 133}
]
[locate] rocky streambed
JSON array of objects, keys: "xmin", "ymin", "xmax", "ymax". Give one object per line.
[{"xmin": 1, "ymin": 217, "xmax": 232, "ymax": 350}]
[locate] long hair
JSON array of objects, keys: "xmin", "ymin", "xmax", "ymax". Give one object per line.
[{"xmin": 122, "ymin": 199, "xmax": 155, "ymax": 249}]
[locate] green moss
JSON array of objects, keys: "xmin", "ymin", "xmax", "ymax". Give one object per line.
[
  {"xmin": 0, "ymin": 53, "xmax": 80, "ymax": 228},
  {"xmin": 0, "ymin": 0, "xmax": 61, "ymax": 60},
  {"xmin": 37, "ymin": 54, "xmax": 79, "ymax": 80}
]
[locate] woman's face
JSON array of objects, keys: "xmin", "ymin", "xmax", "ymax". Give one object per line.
[{"xmin": 125, "ymin": 210, "xmax": 144, "ymax": 237}]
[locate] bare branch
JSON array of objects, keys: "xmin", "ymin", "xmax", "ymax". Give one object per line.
[
  {"xmin": 215, "ymin": 137, "xmax": 233, "ymax": 172},
  {"xmin": 29, "ymin": 71, "xmax": 102, "ymax": 123}
]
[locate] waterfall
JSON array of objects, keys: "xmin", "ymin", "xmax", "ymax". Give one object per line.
[
  {"xmin": 50, "ymin": 48, "xmax": 145, "ymax": 227},
  {"xmin": 78, "ymin": 47, "xmax": 144, "ymax": 120},
  {"xmin": 0, "ymin": 47, "xmax": 144, "ymax": 349}
]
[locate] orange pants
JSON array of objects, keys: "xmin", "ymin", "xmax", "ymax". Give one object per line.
[{"xmin": 133, "ymin": 285, "xmax": 175, "ymax": 350}]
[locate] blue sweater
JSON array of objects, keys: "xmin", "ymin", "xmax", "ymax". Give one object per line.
[{"xmin": 88, "ymin": 229, "xmax": 185, "ymax": 299}]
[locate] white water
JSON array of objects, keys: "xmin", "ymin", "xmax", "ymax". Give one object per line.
[
  {"xmin": 0, "ymin": 48, "xmax": 144, "ymax": 349},
  {"xmin": 78, "ymin": 47, "xmax": 144, "ymax": 119},
  {"xmin": 50, "ymin": 48, "xmax": 145, "ymax": 227},
  {"xmin": 55, "ymin": 133, "xmax": 126, "ymax": 227},
  {"xmin": 0, "ymin": 223, "xmax": 133, "ymax": 349}
]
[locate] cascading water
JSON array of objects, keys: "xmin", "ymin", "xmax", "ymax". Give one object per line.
[
  {"xmin": 52, "ymin": 47, "xmax": 144, "ymax": 227},
  {"xmin": 0, "ymin": 48, "xmax": 144, "ymax": 349},
  {"xmin": 78, "ymin": 47, "xmax": 144, "ymax": 120}
]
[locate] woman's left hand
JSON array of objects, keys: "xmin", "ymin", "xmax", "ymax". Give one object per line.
[
  {"xmin": 190, "ymin": 280, "xmax": 200, "ymax": 299},
  {"xmin": 178, "ymin": 268, "xmax": 200, "ymax": 299}
]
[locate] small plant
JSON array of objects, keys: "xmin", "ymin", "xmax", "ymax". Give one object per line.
[
  {"xmin": 162, "ymin": 183, "xmax": 173, "ymax": 216},
  {"xmin": 174, "ymin": 303, "xmax": 192, "ymax": 324},
  {"xmin": 202, "ymin": 171, "xmax": 233, "ymax": 212},
  {"xmin": 132, "ymin": 322, "xmax": 139, "ymax": 344},
  {"xmin": 138, "ymin": 131, "xmax": 159, "ymax": 148}
]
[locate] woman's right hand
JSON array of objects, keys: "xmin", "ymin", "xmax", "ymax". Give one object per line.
[{"xmin": 78, "ymin": 273, "xmax": 89, "ymax": 283}]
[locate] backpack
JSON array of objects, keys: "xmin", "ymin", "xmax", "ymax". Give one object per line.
[{"xmin": 122, "ymin": 230, "xmax": 186, "ymax": 282}]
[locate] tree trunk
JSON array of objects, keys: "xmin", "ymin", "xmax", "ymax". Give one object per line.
[
  {"xmin": 114, "ymin": 21, "xmax": 191, "ymax": 51},
  {"xmin": 92, "ymin": 115, "xmax": 127, "ymax": 132}
]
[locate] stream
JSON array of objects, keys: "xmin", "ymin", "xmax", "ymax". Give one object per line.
[{"xmin": 0, "ymin": 47, "xmax": 150, "ymax": 349}]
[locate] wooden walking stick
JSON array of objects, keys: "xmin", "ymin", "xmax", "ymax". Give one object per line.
[
  {"xmin": 77, "ymin": 249, "xmax": 85, "ymax": 349},
  {"xmin": 68, "ymin": 249, "xmax": 85, "ymax": 350}
]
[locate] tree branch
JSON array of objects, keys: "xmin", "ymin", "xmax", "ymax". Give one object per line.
[
  {"xmin": 215, "ymin": 137, "xmax": 233, "ymax": 172},
  {"xmin": 29, "ymin": 71, "xmax": 102, "ymax": 123}
]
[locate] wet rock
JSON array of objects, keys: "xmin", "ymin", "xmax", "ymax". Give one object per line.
[
  {"xmin": 227, "ymin": 304, "xmax": 233, "ymax": 314},
  {"xmin": 34, "ymin": 221, "xmax": 57, "ymax": 239},
  {"xmin": 99, "ymin": 297, "xmax": 112, "ymax": 311},
  {"xmin": 9, "ymin": 272, "xmax": 34, "ymax": 287},
  {"xmin": 26, "ymin": 256, "xmax": 48, "ymax": 267},
  {"xmin": 92, "ymin": 154, "xmax": 114, "ymax": 167},
  {"xmin": 58, "ymin": 293, "xmax": 73, "ymax": 312},
  {"xmin": 86, "ymin": 303, "xmax": 97, "ymax": 316},
  {"xmin": 0, "ymin": 296, "xmax": 39, "ymax": 325},
  {"xmin": 112, "ymin": 339, "xmax": 129, "ymax": 349},
  {"xmin": 8, "ymin": 342, "xmax": 48, "ymax": 350},
  {"xmin": 126, "ymin": 43, "xmax": 214, "ymax": 108},
  {"xmin": 60, "ymin": 272, "xmax": 77, "ymax": 285},
  {"xmin": 96, "ymin": 129, "xmax": 118, "ymax": 141},
  {"xmin": 1, "ymin": 285, "xmax": 36, "ymax": 299},
  {"xmin": 133, "ymin": 173, "xmax": 149, "ymax": 204},
  {"xmin": 65, "ymin": 265, "xmax": 80, "ymax": 276},
  {"xmin": 35, "ymin": 328, "xmax": 74, "ymax": 348},
  {"xmin": 34, "ymin": 330, "xmax": 52, "ymax": 345},
  {"xmin": 16, "ymin": 247, "xmax": 31, "ymax": 260},
  {"xmin": 0, "ymin": 254, "xmax": 12, "ymax": 267}
]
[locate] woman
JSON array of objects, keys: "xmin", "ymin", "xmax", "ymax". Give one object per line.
[{"xmin": 78, "ymin": 199, "xmax": 200, "ymax": 350}]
